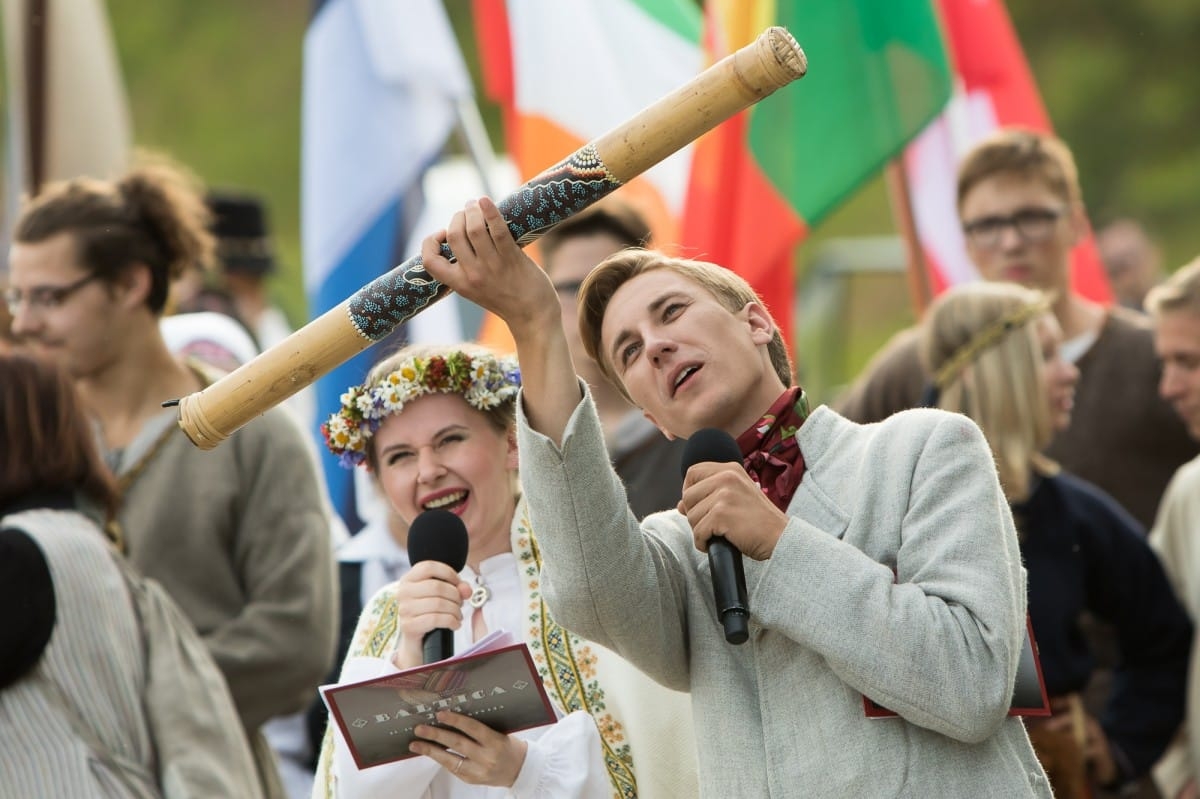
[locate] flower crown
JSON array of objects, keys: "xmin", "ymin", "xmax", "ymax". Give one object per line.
[{"xmin": 322, "ymin": 350, "xmax": 521, "ymax": 468}]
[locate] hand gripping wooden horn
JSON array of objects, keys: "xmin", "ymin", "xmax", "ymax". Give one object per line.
[{"xmin": 176, "ymin": 26, "xmax": 807, "ymax": 448}]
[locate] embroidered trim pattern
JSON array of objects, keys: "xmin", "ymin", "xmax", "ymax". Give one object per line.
[{"xmin": 515, "ymin": 507, "xmax": 637, "ymax": 799}]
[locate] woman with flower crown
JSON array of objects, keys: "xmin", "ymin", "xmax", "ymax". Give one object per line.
[
  {"xmin": 311, "ymin": 343, "xmax": 698, "ymax": 799},
  {"xmin": 920, "ymin": 282, "xmax": 1192, "ymax": 799}
]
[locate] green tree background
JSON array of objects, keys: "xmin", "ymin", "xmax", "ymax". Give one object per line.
[{"xmin": 99, "ymin": 0, "xmax": 1200, "ymax": 338}]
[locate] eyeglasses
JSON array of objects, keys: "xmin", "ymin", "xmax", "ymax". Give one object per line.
[
  {"xmin": 962, "ymin": 207, "xmax": 1065, "ymax": 249},
  {"xmin": 3, "ymin": 273, "xmax": 101, "ymax": 315}
]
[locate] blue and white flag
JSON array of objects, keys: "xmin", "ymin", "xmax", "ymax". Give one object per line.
[{"xmin": 302, "ymin": 0, "xmax": 471, "ymax": 529}]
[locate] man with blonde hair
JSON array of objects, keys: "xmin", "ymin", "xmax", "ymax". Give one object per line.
[
  {"xmin": 1145, "ymin": 258, "xmax": 1200, "ymax": 798},
  {"xmin": 417, "ymin": 197, "xmax": 1052, "ymax": 797},
  {"xmin": 836, "ymin": 128, "xmax": 1196, "ymax": 530},
  {"xmin": 538, "ymin": 200, "xmax": 687, "ymax": 518}
]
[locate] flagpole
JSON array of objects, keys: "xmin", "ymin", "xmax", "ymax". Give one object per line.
[
  {"xmin": 24, "ymin": 0, "xmax": 48, "ymax": 193},
  {"xmin": 885, "ymin": 158, "xmax": 932, "ymax": 317}
]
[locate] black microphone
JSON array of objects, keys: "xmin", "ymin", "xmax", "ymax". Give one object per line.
[
  {"xmin": 406, "ymin": 509, "xmax": 470, "ymax": 663},
  {"xmin": 681, "ymin": 428, "xmax": 750, "ymax": 645}
]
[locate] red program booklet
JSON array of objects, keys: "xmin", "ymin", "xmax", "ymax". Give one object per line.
[{"xmin": 322, "ymin": 638, "xmax": 557, "ymax": 770}]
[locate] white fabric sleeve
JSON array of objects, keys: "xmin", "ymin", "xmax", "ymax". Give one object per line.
[
  {"xmin": 515, "ymin": 384, "xmax": 694, "ymax": 691},
  {"xmin": 508, "ymin": 711, "xmax": 612, "ymax": 799}
]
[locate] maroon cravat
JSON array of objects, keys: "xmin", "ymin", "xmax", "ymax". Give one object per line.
[{"xmin": 735, "ymin": 386, "xmax": 810, "ymax": 511}]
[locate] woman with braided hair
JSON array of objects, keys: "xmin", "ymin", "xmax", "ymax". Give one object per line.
[
  {"xmin": 312, "ymin": 342, "xmax": 698, "ymax": 799},
  {"xmin": 921, "ymin": 281, "xmax": 1193, "ymax": 798}
]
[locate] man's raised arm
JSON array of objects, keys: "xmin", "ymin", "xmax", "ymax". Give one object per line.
[{"xmin": 421, "ymin": 197, "xmax": 582, "ymax": 445}]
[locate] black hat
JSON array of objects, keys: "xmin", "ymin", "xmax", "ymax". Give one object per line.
[{"xmin": 207, "ymin": 191, "xmax": 276, "ymax": 276}]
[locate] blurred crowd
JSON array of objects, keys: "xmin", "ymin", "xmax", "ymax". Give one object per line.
[{"xmin": 3, "ymin": 125, "xmax": 1200, "ymax": 799}]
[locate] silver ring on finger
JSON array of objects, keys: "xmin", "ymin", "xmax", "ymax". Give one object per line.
[{"xmin": 453, "ymin": 755, "xmax": 466, "ymax": 775}]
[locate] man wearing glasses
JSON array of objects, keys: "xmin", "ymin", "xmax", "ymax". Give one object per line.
[
  {"xmin": 4, "ymin": 270, "xmax": 100, "ymax": 309},
  {"xmin": 836, "ymin": 127, "xmax": 1196, "ymax": 534},
  {"xmin": 3, "ymin": 272, "xmax": 105, "ymax": 369}
]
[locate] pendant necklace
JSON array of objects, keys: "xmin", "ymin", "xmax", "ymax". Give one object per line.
[{"xmin": 469, "ymin": 573, "xmax": 491, "ymax": 608}]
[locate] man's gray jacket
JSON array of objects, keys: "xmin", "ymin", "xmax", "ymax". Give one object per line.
[{"xmin": 518, "ymin": 388, "xmax": 1051, "ymax": 798}]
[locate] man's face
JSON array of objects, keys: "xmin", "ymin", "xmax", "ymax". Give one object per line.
[
  {"xmin": 960, "ymin": 174, "xmax": 1081, "ymax": 293},
  {"xmin": 599, "ymin": 269, "xmax": 779, "ymax": 439},
  {"xmin": 1097, "ymin": 222, "xmax": 1162, "ymax": 310},
  {"xmin": 7, "ymin": 233, "xmax": 120, "ymax": 378},
  {"xmin": 1155, "ymin": 309, "xmax": 1200, "ymax": 439},
  {"xmin": 545, "ymin": 232, "xmax": 628, "ymax": 385}
]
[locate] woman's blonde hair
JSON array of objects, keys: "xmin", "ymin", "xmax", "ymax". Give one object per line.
[{"xmin": 920, "ymin": 282, "xmax": 1057, "ymax": 502}]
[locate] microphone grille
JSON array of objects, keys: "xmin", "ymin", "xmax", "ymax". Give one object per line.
[
  {"xmin": 680, "ymin": 427, "xmax": 743, "ymax": 478},
  {"xmin": 406, "ymin": 509, "xmax": 469, "ymax": 572}
]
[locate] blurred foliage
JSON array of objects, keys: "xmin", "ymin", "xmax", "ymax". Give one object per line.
[
  {"xmin": 92, "ymin": 0, "xmax": 1200, "ymax": 330},
  {"xmin": 106, "ymin": 0, "xmax": 307, "ymax": 322},
  {"xmin": 1007, "ymin": 0, "xmax": 1200, "ymax": 269}
]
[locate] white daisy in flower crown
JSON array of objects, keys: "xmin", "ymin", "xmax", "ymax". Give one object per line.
[{"xmin": 322, "ymin": 346, "xmax": 521, "ymax": 468}]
